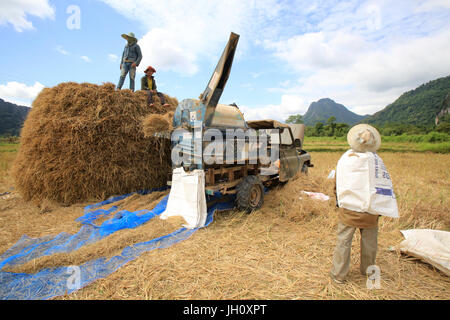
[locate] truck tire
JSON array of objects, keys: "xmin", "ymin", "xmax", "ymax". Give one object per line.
[{"xmin": 236, "ymin": 175, "xmax": 264, "ymax": 213}]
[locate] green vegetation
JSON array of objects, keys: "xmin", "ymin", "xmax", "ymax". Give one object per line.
[
  {"xmin": 303, "ymin": 132, "xmax": 449, "ymax": 153},
  {"xmin": 301, "ymin": 116, "xmax": 351, "ymax": 137},
  {"xmin": 291, "ymin": 99, "xmax": 450, "ymax": 154},
  {"xmin": 363, "ymin": 75, "xmax": 450, "ymax": 127},
  {"xmin": 285, "ymin": 114, "xmax": 304, "ymax": 124},
  {"xmin": 0, "ymin": 99, "xmax": 30, "ymax": 137}
]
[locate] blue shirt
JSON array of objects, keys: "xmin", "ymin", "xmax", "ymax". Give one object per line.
[{"xmin": 121, "ymin": 42, "xmax": 142, "ymax": 66}]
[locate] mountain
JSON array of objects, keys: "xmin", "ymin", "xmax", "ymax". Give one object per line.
[
  {"xmin": 363, "ymin": 75, "xmax": 450, "ymax": 127},
  {"xmin": 302, "ymin": 98, "xmax": 368, "ymax": 126},
  {"xmin": 0, "ymin": 98, "xmax": 31, "ymax": 136}
]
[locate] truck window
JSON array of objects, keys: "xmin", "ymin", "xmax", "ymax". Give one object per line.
[
  {"xmin": 280, "ymin": 128, "xmax": 293, "ymax": 145},
  {"xmin": 270, "ymin": 130, "xmax": 280, "ymax": 145},
  {"xmin": 257, "ymin": 129, "xmax": 279, "ymax": 145}
]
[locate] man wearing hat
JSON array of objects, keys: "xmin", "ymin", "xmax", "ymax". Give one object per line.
[
  {"xmin": 330, "ymin": 124, "xmax": 398, "ymax": 284},
  {"xmin": 117, "ymin": 32, "xmax": 142, "ymax": 92},
  {"xmin": 141, "ymin": 66, "xmax": 169, "ymax": 107}
]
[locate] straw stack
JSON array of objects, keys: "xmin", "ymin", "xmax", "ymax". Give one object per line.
[{"xmin": 12, "ymin": 82, "xmax": 178, "ymax": 205}]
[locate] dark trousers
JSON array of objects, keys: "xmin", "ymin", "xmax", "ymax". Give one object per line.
[{"xmin": 147, "ymin": 91, "xmax": 166, "ymax": 105}]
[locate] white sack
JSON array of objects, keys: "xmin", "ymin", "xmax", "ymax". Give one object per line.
[
  {"xmin": 399, "ymin": 229, "xmax": 450, "ymax": 276},
  {"xmin": 160, "ymin": 167, "xmax": 207, "ymax": 229},
  {"xmin": 336, "ymin": 149, "xmax": 399, "ymax": 218}
]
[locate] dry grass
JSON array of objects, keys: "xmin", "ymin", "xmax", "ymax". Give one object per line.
[
  {"xmin": 0, "ymin": 144, "xmax": 18, "ymax": 194},
  {"xmin": 3, "ymin": 191, "xmax": 186, "ymax": 274},
  {"xmin": 142, "ymin": 112, "xmax": 174, "ymax": 137},
  {"xmin": 11, "ymin": 82, "xmax": 177, "ymax": 205},
  {"xmin": 1, "ymin": 152, "xmax": 449, "ymax": 299}
]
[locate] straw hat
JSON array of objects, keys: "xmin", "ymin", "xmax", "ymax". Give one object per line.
[
  {"xmin": 347, "ymin": 124, "xmax": 381, "ymax": 152},
  {"xmin": 121, "ymin": 32, "xmax": 137, "ymax": 42}
]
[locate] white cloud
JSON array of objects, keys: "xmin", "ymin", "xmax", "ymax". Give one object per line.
[
  {"xmin": 0, "ymin": 0, "xmax": 54, "ymax": 32},
  {"xmin": 240, "ymin": 95, "xmax": 306, "ymax": 122},
  {"xmin": 265, "ymin": 27, "xmax": 450, "ymax": 116},
  {"xmin": 250, "ymin": 72, "xmax": 262, "ymax": 79},
  {"xmin": 266, "ymin": 31, "xmax": 371, "ymax": 71},
  {"xmin": 101, "ymin": 0, "xmax": 282, "ymax": 75},
  {"xmin": 102, "ymin": 0, "xmax": 450, "ymax": 118},
  {"xmin": 56, "ymin": 45, "xmax": 69, "ymax": 55},
  {"xmin": 81, "ymin": 56, "xmax": 92, "ymax": 63},
  {"xmin": 240, "ymin": 83, "xmax": 254, "ymax": 91},
  {"xmin": 137, "ymin": 28, "xmax": 198, "ymax": 75},
  {"xmin": 261, "ymin": 1, "xmax": 450, "ymax": 116},
  {"xmin": 0, "ymin": 81, "xmax": 45, "ymax": 106},
  {"xmin": 108, "ymin": 53, "xmax": 119, "ymax": 62},
  {"xmin": 415, "ymin": 0, "xmax": 450, "ymax": 12}
]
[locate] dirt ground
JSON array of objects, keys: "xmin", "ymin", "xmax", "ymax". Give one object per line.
[{"xmin": 0, "ymin": 152, "xmax": 449, "ymax": 299}]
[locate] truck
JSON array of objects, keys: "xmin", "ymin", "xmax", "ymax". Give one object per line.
[{"xmin": 169, "ymin": 32, "xmax": 312, "ymax": 212}]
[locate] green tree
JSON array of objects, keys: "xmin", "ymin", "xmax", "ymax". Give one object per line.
[
  {"xmin": 285, "ymin": 114, "xmax": 304, "ymax": 124},
  {"xmin": 335, "ymin": 123, "xmax": 350, "ymax": 137},
  {"xmin": 326, "ymin": 116, "xmax": 337, "ymax": 136},
  {"xmin": 314, "ymin": 122, "xmax": 324, "ymax": 136}
]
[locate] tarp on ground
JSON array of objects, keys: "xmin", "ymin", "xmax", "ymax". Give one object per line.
[{"xmin": 0, "ymin": 189, "xmax": 234, "ymax": 300}]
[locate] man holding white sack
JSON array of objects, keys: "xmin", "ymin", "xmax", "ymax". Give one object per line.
[{"xmin": 330, "ymin": 124, "xmax": 399, "ymax": 284}]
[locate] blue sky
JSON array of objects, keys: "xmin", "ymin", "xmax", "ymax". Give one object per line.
[{"xmin": 1, "ymin": 0, "xmax": 450, "ymax": 122}]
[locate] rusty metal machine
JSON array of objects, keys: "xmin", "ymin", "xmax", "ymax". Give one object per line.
[{"xmin": 169, "ymin": 32, "xmax": 312, "ymax": 212}]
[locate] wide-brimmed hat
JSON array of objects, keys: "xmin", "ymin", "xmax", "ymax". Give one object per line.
[
  {"xmin": 121, "ymin": 32, "xmax": 137, "ymax": 42},
  {"xmin": 347, "ymin": 124, "xmax": 381, "ymax": 152},
  {"xmin": 144, "ymin": 66, "xmax": 156, "ymax": 74}
]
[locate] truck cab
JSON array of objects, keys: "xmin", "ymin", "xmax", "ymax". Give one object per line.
[{"xmin": 246, "ymin": 120, "xmax": 312, "ymax": 182}]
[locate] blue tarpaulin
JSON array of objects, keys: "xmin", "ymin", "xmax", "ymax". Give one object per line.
[{"xmin": 0, "ymin": 189, "xmax": 234, "ymax": 300}]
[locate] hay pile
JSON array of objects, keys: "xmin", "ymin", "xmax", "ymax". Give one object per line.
[
  {"xmin": 142, "ymin": 112, "xmax": 174, "ymax": 137},
  {"xmin": 12, "ymin": 82, "xmax": 178, "ymax": 205}
]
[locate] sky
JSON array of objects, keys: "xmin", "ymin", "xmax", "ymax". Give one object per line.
[{"xmin": 0, "ymin": 0, "xmax": 450, "ymax": 122}]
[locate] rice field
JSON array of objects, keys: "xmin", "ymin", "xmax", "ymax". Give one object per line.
[
  {"xmin": 0, "ymin": 144, "xmax": 448, "ymax": 300},
  {"xmin": 0, "ymin": 143, "xmax": 18, "ymax": 194},
  {"xmin": 304, "ymin": 136, "xmax": 450, "ymax": 153}
]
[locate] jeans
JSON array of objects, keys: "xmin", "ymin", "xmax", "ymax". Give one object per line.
[{"xmin": 117, "ymin": 62, "xmax": 136, "ymax": 91}]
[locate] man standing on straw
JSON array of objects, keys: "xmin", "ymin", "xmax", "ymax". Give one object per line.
[
  {"xmin": 117, "ymin": 32, "xmax": 142, "ymax": 92},
  {"xmin": 330, "ymin": 124, "xmax": 399, "ymax": 284}
]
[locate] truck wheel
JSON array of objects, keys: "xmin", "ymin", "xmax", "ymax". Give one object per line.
[{"xmin": 236, "ymin": 175, "xmax": 264, "ymax": 213}]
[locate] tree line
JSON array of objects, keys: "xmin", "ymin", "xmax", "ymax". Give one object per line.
[{"xmin": 285, "ymin": 114, "xmax": 450, "ymax": 137}]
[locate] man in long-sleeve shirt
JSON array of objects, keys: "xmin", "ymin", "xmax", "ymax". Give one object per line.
[{"xmin": 117, "ymin": 32, "xmax": 142, "ymax": 92}]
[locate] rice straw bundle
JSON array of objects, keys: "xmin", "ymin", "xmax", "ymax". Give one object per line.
[{"xmin": 12, "ymin": 82, "xmax": 178, "ymax": 205}]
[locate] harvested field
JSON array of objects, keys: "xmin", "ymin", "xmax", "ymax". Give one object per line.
[
  {"xmin": 11, "ymin": 82, "xmax": 176, "ymax": 205},
  {"xmin": 0, "ymin": 150, "xmax": 449, "ymax": 300}
]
